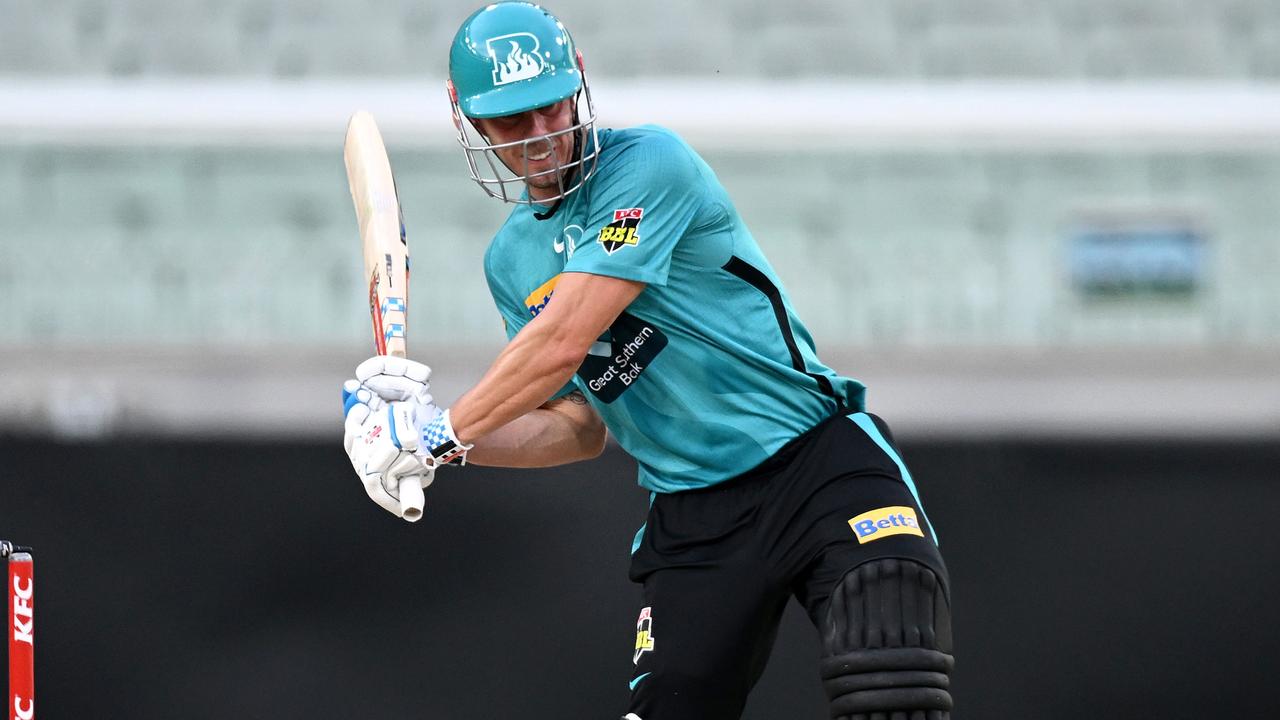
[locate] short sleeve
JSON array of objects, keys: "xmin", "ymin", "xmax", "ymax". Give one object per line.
[
  {"xmin": 485, "ymin": 252, "xmax": 529, "ymax": 342},
  {"xmin": 563, "ymin": 133, "xmax": 704, "ymax": 286},
  {"xmin": 486, "ymin": 272, "xmax": 577, "ymax": 401}
]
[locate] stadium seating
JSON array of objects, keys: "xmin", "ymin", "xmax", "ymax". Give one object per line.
[
  {"xmin": 1, "ymin": 144, "xmax": 1275, "ymax": 348},
  {"xmin": 1, "ymin": 0, "xmax": 1276, "ymax": 351},
  {"xmin": 3, "ymin": 0, "xmax": 1279, "ymax": 79}
]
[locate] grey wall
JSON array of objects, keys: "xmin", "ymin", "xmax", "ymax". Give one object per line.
[{"xmin": 2, "ymin": 436, "xmax": 1277, "ymax": 719}]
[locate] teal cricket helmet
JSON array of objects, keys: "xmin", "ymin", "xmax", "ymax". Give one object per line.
[
  {"xmin": 449, "ymin": 1, "xmax": 581, "ymax": 119},
  {"xmin": 446, "ymin": 2, "xmax": 600, "ymax": 205}
]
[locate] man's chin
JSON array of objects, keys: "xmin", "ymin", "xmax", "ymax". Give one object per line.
[{"xmin": 526, "ymin": 175, "xmax": 563, "ymax": 192}]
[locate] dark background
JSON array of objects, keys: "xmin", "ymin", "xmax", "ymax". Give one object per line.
[{"xmin": 3, "ymin": 436, "xmax": 1278, "ymax": 719}]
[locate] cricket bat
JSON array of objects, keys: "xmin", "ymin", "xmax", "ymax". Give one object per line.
[{"xmin": 343, "ymin": 110, "xmax": 425, "ymax": 522}]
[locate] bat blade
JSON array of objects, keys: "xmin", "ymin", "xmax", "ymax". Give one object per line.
[
  {"xmin": 344, "ymin": 110, "xmax": 422, "ymax": 522},
  {"xmin": 345, "ymin": 110, "xmax": 410, "ymax": 358}
]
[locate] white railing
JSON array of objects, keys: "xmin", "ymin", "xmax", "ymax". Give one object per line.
[{"xmin": 4, "ymin": 79, "xmax": 1280, "ymax": 149}]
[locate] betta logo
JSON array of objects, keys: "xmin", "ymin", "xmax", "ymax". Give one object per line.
[
  {"xmin": 598, "ymin": 208, "xmax": 643, "ymax": 255},
  {"xmin": 847, "ymin": 506, "xmax": 924, "ymax": 544},
  {"xmin": 524, "ymin": 275, "xmax": 561, "ymax": 318},
  {"xmin": 487, "ymin": 33, "xmax": 546, "ymax": 86}
]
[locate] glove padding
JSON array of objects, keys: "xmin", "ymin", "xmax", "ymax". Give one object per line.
[
  {"xmin": 342, "ymin": 380, "xmax": 434, "ymax": 521},
  {"xmin": 352, "ymin": 355, "xmax": 472, "ymax": 465},
  {"xmin": 357, "ymin": 355, "xmax": 433, "ymax": 404},
  {"xmin": 353, "ymin": 354, "xmax": 470, "ymax": 466}
]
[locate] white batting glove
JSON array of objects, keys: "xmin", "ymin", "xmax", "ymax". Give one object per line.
[
  {"xmin": 356, "ymin": 355, "xmax": 433, "ymax": 405},
  {"xmin": 354, "ymin": 355, "xmax": 472, "ymax": 466},
  {"xmin": 342, "ymin": 380, "xmax": 434, "ymax": 521}
]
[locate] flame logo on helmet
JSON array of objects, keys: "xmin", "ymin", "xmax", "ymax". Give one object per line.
[{"xmin": 487, "ymin": 33, "xmax": 546, "ymax": 86}]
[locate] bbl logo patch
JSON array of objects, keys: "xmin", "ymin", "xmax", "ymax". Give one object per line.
[
  {"xmin": 847, "ymin": 506, "xmax": 925, "ymax": 544},
  {"xmin": 487, "ymin": 33, "xmax": 546, "ymax": 86},
  {"xmin": 633, "ymin": 606, "xmax": 656, "ymax": 664},
  {"xmin": 598, "ymin": 207, "xmax": 643, "ymax": 254}
]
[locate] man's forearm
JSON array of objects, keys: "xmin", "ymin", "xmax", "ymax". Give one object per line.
[
  {"xmin": 444, "ymin": 271, "xmax": 644, "ymax": 452},
  {"xmin": 449, "ymin": 316, "xmax": 584, "ymax": 444},
  {"xmin": 466, "ymin": 393, "xmax": 605, "ymax": 467}
]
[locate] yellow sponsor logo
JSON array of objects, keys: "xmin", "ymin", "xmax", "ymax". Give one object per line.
[
  {"xmin": 524, "ymin": 274, "xmax": 561, "ymax": 317},
  {"xmin": 847, "ymin": 506, "xmax": 924, "ymax": 544}
]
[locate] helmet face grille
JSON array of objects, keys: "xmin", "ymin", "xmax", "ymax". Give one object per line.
[
  {"xmin": 447, "ymin": 2, "xmax": 598, "ymax": 205},
  {"xmin": 448, "ymin": 74, "xmax": 601, "ymax": 206}
]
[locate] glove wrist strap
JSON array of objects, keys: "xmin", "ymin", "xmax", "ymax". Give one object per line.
[{"xmin": 423, "ymin": 408, "xmax": 473, "ymax": 466}]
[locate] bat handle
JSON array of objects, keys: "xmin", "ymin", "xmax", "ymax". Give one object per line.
[
  {"xmin": 399, "ymin": 476, "xmax": 425, "ymax": 522},
  {"xmin": 380, "ymin": 350, "xmax": 422, "ymax": 521}
]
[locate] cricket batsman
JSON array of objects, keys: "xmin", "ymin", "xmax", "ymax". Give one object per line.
[{"xmin": 342, "ymin": 3, "xmax": 954, "ymax": 718}]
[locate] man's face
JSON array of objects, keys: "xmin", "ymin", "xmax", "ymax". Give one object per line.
[{"xmin": 473, "ymin": 99, "xmax": 576, "ymax": 201}]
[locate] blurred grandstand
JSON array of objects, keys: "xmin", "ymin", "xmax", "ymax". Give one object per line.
[{"xmin": 0, "ymin": 0, "xmax": 1277, "ymax": 438}]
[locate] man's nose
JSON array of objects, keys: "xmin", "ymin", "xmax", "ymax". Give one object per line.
[{"xmin": 528, "ymin": 112, "xmax": 554, "ymax": 137}]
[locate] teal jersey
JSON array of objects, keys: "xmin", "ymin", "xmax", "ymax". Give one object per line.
[{"xmin": 483, "ymin": 126, "xmax": 865, "ymax": 493}]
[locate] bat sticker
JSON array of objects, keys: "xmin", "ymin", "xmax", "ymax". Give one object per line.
[
  {"xmin": 368, "ymin": 269, "xmax": 386, "ymax": 355},
  {"xmin": 382, "ymin": 297, "xmax": 406, "ymax": 315}
]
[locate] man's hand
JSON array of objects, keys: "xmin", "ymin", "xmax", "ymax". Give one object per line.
[
  {"xmin": 342, "ymin": 380, "xmax": 433, "ymax": 521},
  {"xmin": 357, "ymin": 355, "xmax": 434, "ymax": 404},
  {"xmin": 354, "ymin": 355, "xmax": 474, "ymax": 467}
]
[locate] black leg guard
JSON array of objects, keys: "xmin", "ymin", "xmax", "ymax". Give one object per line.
[{"xmin": 820, "ymin": 558, "xmax": 954, "ymax": 720}]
